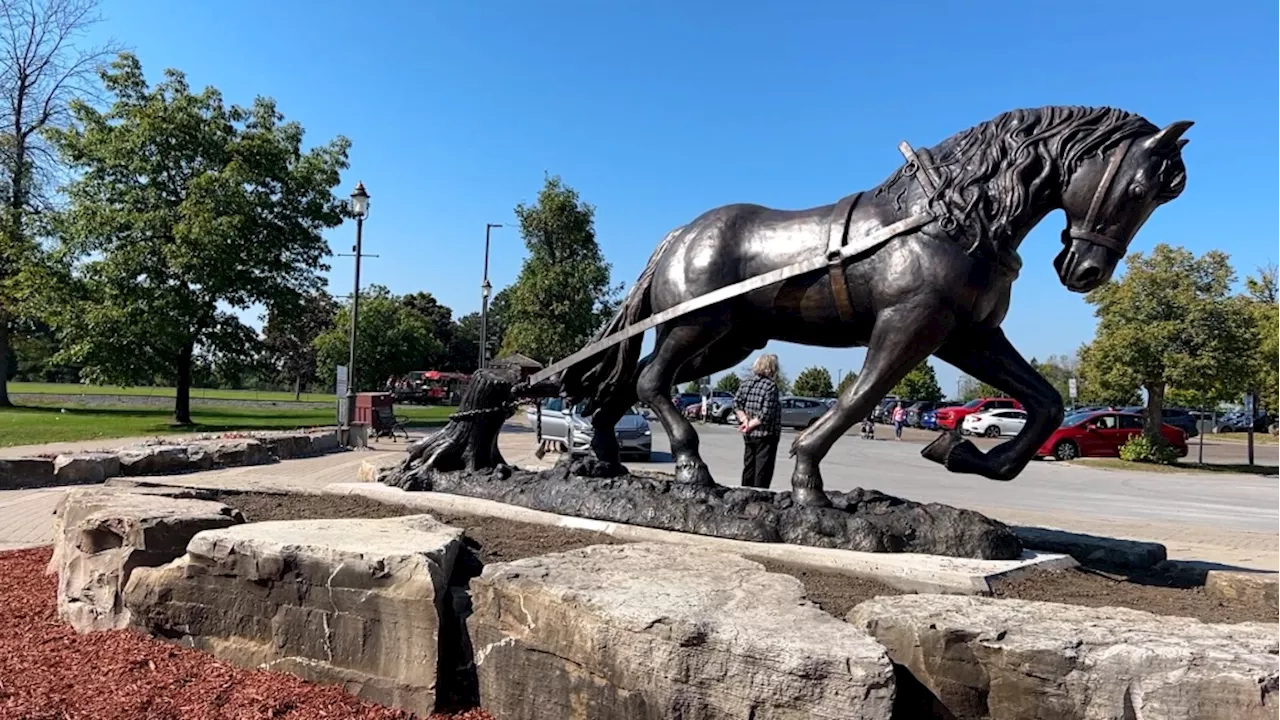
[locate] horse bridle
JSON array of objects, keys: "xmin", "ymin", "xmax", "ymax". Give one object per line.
[{"xmin": 1061, "ymin": 138, "xmax": 1135, "ymax": 255}]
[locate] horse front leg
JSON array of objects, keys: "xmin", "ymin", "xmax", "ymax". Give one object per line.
[
  {"xmin": 924, "ymin": 328, "xmax": 1064, "ymax": 480},
  {"xmin": 790, "ymin": 304, "xmax": 954, "ymax": 506}
]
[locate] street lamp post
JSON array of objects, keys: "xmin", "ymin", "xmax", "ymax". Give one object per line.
[
  {"xmin": 345, "ymin": 182, "xmax": 370, "ymax": 437},
  {"xmin": 479, "ymin": 222, "xmax": 502, "ymax": 369}
]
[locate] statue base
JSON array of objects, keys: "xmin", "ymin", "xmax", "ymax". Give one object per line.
[{"xmin": 381, "ymin": 455, "xmax": 1022, "ymax": 561}]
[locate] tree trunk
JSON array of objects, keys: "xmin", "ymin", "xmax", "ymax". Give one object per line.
[
  {"xmin": 0, "ymin": 313, "xmax": 11, "ymax": 407},
  {"xmin": 173, "ymin": 342, "xmax": 194, "ymax": 425},
  {"xmin": 293, "ymin": 374, "xmax": 302, "ymax": 401},
  {"xmin": 1144, "ymin": 381, "xmax": 1167, "ymax": 445}
]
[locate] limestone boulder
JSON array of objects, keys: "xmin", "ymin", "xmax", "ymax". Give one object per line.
[
  {"xmin": 0, "ymin": 456, "xmax": 56, "ymax": 490},
  {"xmin": 49, "ymin": 487, "xmax": 244, "ymax": 632},
  {"xmin": 124, "ymin": 515, "xmax": 463, "ymax": 717},
  {"xmin": 188, "ymin": 439, "xmax": 275, "ymax": 468},
  {"xmin": 468, "ymin": 542, "xmax": 896, "ymax": 720},
  {"xmin": 53, "ymin": 453, "xmax": 122, "ymax": 485},
  {"xmin": 118, "ymin": 445, "xmax": 195, "ymax": 476},
  {"xmin": 1205, "ymin": 570, "xmax": 1279, "ymax": 606},
  {"xmin": 262, "ymin": 433, "xmax": 313, "ymax": 459},
  {"xmin": 848, "ymin": 594, "xmax": 1278, "ymax": 720}
]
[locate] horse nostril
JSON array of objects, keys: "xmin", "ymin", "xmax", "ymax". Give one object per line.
[{"xmin": 1076, "ymin": 265, "xmax": 1102, "ymax": 286}]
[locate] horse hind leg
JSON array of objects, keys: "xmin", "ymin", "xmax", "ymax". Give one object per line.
[{"xmin": 635, "ymin": 318, "xmax": 731, "ymax": 486}]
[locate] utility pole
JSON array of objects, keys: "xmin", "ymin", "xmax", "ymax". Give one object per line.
[{"xmin": 479, "ymin": 223, "xmax": 502, "ymax": 369}]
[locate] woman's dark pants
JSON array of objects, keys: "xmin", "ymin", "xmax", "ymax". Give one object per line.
[{"xmin": 741, "ymin": 434, "xmax": 780, "ymax": 489}]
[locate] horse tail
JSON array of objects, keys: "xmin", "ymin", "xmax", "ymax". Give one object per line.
[{"xmin": 561, "ymin": 225, "xmax": 683, "ymax": 408}]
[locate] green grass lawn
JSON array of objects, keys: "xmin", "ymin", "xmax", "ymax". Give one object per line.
[
  {"xmin": 0, "ymin": 402, "xmax": 453, "ymax": 449},
  {"xmin": 1201, "ymin": 432, "xmax": 1278, "ymax": 445},
  {"xmin": 7, "ymin": 381, "xmax": 335, "ymax": 404}
]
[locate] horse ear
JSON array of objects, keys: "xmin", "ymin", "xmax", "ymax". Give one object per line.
[
  {"xmin": 1176, "ymin": 138, "xmax": 1189, "ymax": 150},
  {"xmin": 1147, "ymin": 120, "xmax": 1194, "ymax": 150}
]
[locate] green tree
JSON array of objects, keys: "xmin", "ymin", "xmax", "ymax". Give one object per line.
[
  {"xmin": 1076, "ymin": 244, "xmax": 1254, "ymax": 442},
  {"xmin": 1242, "ymin": 263, "xmax": 1278, "ymax": 414},
  {"xmin": 262, "ymin": 290, "xmax": 337, "ymax": 399},
  {"xmin": 0, "ymin": 0, "xmax": 118, "ymax": 406},
  {"xmin": 836, "ymin": 371, "xmax": 857, "ymax": 395},
  {"xmin": 313, "ymin": 285, "xmax": 442, "ymax": 391},
  {"xmin": 45, "ymin": 53, "xmax": 350, "ymax": 423},
  {"xmin": 1029, "ymin": 354, "xmax": 1076, "ymax": 406},
  {"xmin": 793, "ymin": 366, "xmax": 834, "ymax": 397},
  {"xmin": 681, "ymin": 381, "xmax": 701, "ymax": 394},
  {"xmin": 892, "ymin": 362, "xmax": 944, "ymax": 402},
  {"xmin": 452, "ymin": 286, "xmax": 512, "ymax": 371},
  {"xmin": 500, "ymin": 175, "xmax": 620, "ymax": 364},
  {"xmin": 714, "ymin": 373, "xmax": 740, "ymax": 394},
  {"xmin": 958, "ymin": 375, "xmax": 1007, "ymax": 401}
]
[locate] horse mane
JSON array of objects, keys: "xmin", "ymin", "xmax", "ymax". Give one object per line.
[{"xmin": 876, "ymin": 106, "xmax": 1185, "ymax": 246}]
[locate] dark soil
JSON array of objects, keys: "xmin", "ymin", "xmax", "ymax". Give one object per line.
[{"xmin": 219, "ymin": 492, "xmax": 1277, "ymax": 624}]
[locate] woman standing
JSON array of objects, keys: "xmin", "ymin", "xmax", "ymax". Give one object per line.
[
  {"xmin": 733, "ymin": 354, "xmax": 783, "ymax": 489},
  {"xmin": 892, "ymin": 401, "xmax": 907, "ymax": 440}
]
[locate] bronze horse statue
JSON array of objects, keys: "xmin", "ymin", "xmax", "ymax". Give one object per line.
[{"xmin": 412, "ymin": 106, "xmax": 1191, "ymax": 508}]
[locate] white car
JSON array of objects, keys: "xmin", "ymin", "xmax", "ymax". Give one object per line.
[{"xmin": 962, "ymin": 409, "xmax": 1027, "ymax": 438}]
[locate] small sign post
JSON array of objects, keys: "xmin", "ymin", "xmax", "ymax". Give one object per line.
[
  {"xmin": 1244, "ymin": 391, "xmax": 1256, "ymax": 466},
  {"xmin": 336, "ymin": 365, "xmax": 349, "ymax": 428},
  {"xmin": 1067, "ymin": 377, "xmax": 1078, "ymax": 408}
]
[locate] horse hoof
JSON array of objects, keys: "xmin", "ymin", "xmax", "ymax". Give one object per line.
[
  {"xmin": 792, "ymin": 487, "xmax": 833, "ymax": 508},
  {"xmin": 675, "ymin": 462, "xmax": 715, "ymax": 486}
]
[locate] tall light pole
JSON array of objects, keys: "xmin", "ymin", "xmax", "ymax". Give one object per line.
[
  {"xmin": 479, "ymin": 222, "xmax": 502, "ymax": 369},
  {"xmin": 345, "ymin": 182, "xmax": 370, "ymax": 433}
]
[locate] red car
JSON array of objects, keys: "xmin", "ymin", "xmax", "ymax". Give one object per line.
[
  {"xmin": 1038, "ymin": 410, "xmax": 1188, "ymax": 461},
  {"xmin": 934, "ymin": 397, "xmax": 1023, "ymax": 430}
]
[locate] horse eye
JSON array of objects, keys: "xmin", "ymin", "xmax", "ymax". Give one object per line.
[{"xmin": 1129, "ymin": 181, "xmax": 1148, "ymax": 198}]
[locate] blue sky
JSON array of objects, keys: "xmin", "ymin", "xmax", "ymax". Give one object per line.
[{"xmin": 92, "ymin": 0, "xmax": 1276, "ymax": 396}]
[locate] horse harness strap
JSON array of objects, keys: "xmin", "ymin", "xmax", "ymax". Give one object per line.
[
  {"xmin": 1064, "ymin": 137, "xmax": 1134, "ymax": 255},
  {"xmin": 825, "ymin": 193, "xmax": 862, "ymax": 322}
]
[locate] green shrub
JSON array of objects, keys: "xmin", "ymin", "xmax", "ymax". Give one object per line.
[{"xmin": 1118, "ymin": 434, "xmax": 1179, "ymax": 465}]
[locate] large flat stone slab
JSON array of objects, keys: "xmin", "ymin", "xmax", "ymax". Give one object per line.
[
  {"xmin": 49, "ymin": 487, "xmax": 245, "ymax": 631},
  {"xmin": 124, "ymin": 515, "xmax": 464, "ymax": 717},
  {"xmin": 327, "ymin": 483, "xmax": 1076, "ymax": 594},
  {"xmin": 848, "ymin": 594, "xmax": 1279, "ymax": 720},
  {"xmin": 468, "ymin": 542, "xmax": 896, "ymax": 720},
  {"xmin": 54, "ymin": 452, "xmax": 122, "ymax": 485}
]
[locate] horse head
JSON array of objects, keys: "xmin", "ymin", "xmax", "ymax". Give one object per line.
[{"xmin": 1055, "ymin": 120, "xmax": 1192, "ymax": 292}]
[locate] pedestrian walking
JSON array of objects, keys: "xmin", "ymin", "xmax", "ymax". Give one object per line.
[
  {"xmin": 892, "ymin": 401, "xmax": 907, "ymax": 440},
  {"xmin": 734, "ymin": 354, "xmax": 782, "ymax": 489}
]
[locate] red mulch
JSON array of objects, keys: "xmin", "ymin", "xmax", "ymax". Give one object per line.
[{"xmin": 0, "ymin": 547, "xmax": 492, "ymax": 720}]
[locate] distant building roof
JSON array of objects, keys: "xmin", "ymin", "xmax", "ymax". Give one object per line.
[{"xmin": 493, "ymin": 353, "xmax": 543, "ymax": 369}]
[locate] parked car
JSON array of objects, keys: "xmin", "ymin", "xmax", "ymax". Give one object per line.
[
  {"xmin": 1119, "ymin": 406, "xmax": 1199, "ymax": 439},
  {"xmin": 1037, "ymin": 410, "xmax": 1187, "ymax": 461},
  {"xmin": 672, "ymin": 393, "xmax": 703, "ymax": 411},
  {"xmin": 871, "ymin": 396, "xmax": 900, "ymax": 424},
  {"xmin": 1213, "ymin": 411, "xmax": 1274, "ymax": 434},
  {"xmin": 905, "ymin": 401, "xmax": 947, "ymax": 428},
  {"xmin": 780, "ymin": 396, "xmax": 829, "ymax": 429},
  {"xmin": 526, "ymin": 398, "xmax": 652, "ymax": 460},
  {"xmin": 933, "ymin": 397, "xmax": 1023, "ymax": 431},
  {"xmin": 920, "ymin": 408, "xmax": 940, "ymax": 430},
  {"xmin": 962, "ymin": 408, "xmax": 1027, "ymax": 437}
]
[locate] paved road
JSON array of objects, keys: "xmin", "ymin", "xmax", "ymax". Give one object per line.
[{"xmin": 624, "ymin": 424, "xmax": 1278, "ymax": 535}]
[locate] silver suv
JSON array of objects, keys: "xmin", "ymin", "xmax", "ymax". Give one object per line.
[
  {"xmin": 780, "ymin": 396, "xmax": 830, "ymax": 429},
  {"xmin": 525, "ymin": 398, "xmax": 652, "ymax": 460}
]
